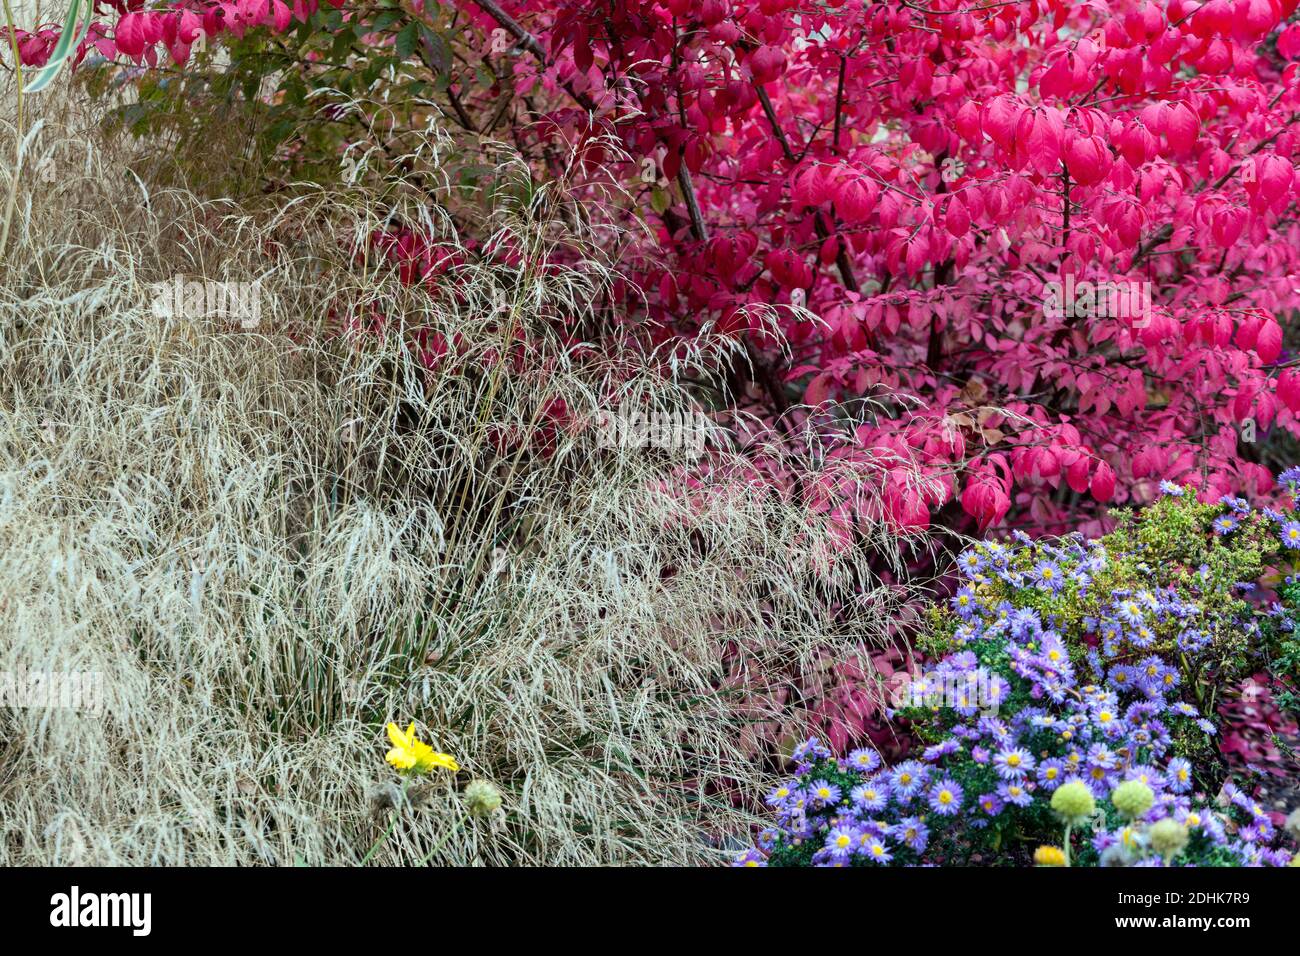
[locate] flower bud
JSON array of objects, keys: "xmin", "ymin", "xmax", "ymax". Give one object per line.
[
  {"xmin": 1050, "ymin": 780, "xmax": 1096, "ymax": 823},
  {"xmin": 463, "ymin": 779, "xmax": 503, "ymax": 819},
  {"xmin": 1111, "ymin": 780, "xmax": 1155, "ymax": 820},
  {"xmin": 1148, "ymin": 817, "xmax": 1189, "ymax": 858}
]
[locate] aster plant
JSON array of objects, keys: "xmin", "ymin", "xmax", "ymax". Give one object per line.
[{"xmin": 737, "ymin": 480, "xmax": 1300, "ymax": 867}]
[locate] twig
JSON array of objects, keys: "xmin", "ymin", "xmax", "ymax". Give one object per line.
[{"xmin": 676, "ymin": 166, "xmax": 707, "ymax": 241}]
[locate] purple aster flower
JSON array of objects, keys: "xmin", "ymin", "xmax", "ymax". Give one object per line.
[
  {"xmin": 847, "ymin": 747, "xmax": 882, "ymax": 774},
  {"xmin": 1114, "ymin": 599, "xmax": 1145, "ymax": 627},
  {"xmin": 978, "ymin": 792, "xmax": 1005, "ymax": 816},
  {"xmin": 950, "ymin": 585, "xmax": 978, "ymax": 618},
  {"xmin": 732, "ymin": 848, "xmax": 767, "ymax": 867},
  {"xmin": 1126, "ymin": 765, "xmax": 1165, "ymax": 792},
  {"xmin": 1212, "ymin": 514, "xmax": 1239, "ymax": 535},
  {"xmin": 1086, "ymin": 743, "xmax": 1119, "ymax": 768},
  {"xmin": 1282, "ymin": 521, "xmax": 1300, "ymax": 549},
  {"xmin": 1108, "ymin": 664, "xmax": 1138, "ymax": 691},
  {"xmin": 1136, "ymin": 655, "xmax": 1166, "ymax": 688},
  {"xmin": 1098, "ymin": 620, "xmax": 1124, "ymax": 657},
  {"xmin": 1219, "ymin": 495, "xmax": 1249, "ymax": 514},
  {"xmin": 894, "ymin": 816, "xmax": 929, "ymax": 852},
  {"xmin": 1039, "ymin": 636, "xmax": 1070, "ymax": 669},
  {"xmin": 851, "ymin": 781, "xmax": 890, "ymax": 813},
  {"xmin": 807, "ymin": 780, "xmax": 841, "ymax": 807},
  {"xmin": 889, "ymin": 761, "xmax": 927, "ymax": 797},
  {"xmin": 923, "ymin": 739, "xmax": 961, "ymax": 762},
  {"xmin": 792, "ymin": 738, "xmax": 831, "ymax": 763},
  {"xmin": 1033, "ymin": 560, "xmax": 1065, "ymax": 592},
  {"xmin": 1177, "ymin": 628, "xmax": 1209, "ymax": 653},
  {"xmin": 993, "ymin": 747, "xmax": 1035, "ymax": 780},
  {"xmin": 765, "ymin": 782, "xmax": 798, "ymax": 808},
  {"xmin": 997, "ymin": 780, "xmax": 1033, "ymax": 807},
  {"xmin": 824, "ymin": 824, "xmax": 860, "ymax": 861},
  {"xmin": 1159, "ymin": 480, "xmax": 1184, "ymax": 496},
  {"xmin": 860, "ymin": 836, "xmax": 893, "ymax": 864},
  {"xmin": 1129, "ymin": 623, "xmax": 1157, "ymax": 648},
  {"xmin": 928, "ymin": 779, "xmax": 963, "ymax": 816},
  {"xmin": 1084, "ymin": 760, "xmax": 1117, "ymax": 789},
  {"xmin": 1037, "ymin": 759, "xmax": 1065, "ymax": 789},
  {"xmin": 1167, "ymin": 757, "xmax": 1192, "ymax": 793}
]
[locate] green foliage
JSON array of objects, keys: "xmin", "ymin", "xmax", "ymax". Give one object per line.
[
  {"xmin": 930, "ymin": 491, "xmax": 1285, "ymax": 726},
  {"xmin": 86, "ymin": 2, "xmax": 474, "ymax": 197}
]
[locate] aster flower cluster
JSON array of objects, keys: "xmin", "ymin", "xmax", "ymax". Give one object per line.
[
  {"xmin": 739, "ymin": 701, "xmax": 1290, "ymax": 867},
  {"xmin": 737, "ymin": 722, "xmax": 1292, "ymax": 866},
  {"xmin": 737, "ymin": 487, "xmax": 1300, "ymax": 867}
]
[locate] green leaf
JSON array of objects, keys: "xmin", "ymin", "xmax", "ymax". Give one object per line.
[
  {"xmin": 369, "ymin": 10, "xmax": 404, "ymax": 31},
  {"xmin": 331, "ymin": 32, "xmax": 354, "ymax": 63},
  {"xmin": 395, "ymin": 21, "xmax": 420, "ymax": 61},
  {"xmin": 264, "ymin": 119, "xmax": 297, "ymax": 148}
]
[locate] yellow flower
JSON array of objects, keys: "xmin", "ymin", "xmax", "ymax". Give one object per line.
[
  {"xmin": 1033, "ymin": 845, "xmax": 1066, "ymax": 867},
  {"xmin": 385, "ymin": 722, "xmax": 460, "ymax": 775}
]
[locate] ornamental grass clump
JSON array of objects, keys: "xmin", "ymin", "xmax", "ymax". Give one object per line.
[
  {"xmin": 0, "ymin": 93, "xmax": 932, "ymax": 865},
  {"xmin": 737, "ymin": 486, "xmax": 1300, "ymax": 866}
]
